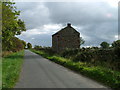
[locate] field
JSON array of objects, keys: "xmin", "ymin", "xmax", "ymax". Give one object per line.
[{"xmin": 2, "ymin": 50, "xmax": 24, "ymax": 88}]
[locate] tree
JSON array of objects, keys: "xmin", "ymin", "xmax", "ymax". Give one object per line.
[
  {"xmin": 2, "ymin": 37, "xmax": 25, "ymax": 52},
  {"xmin": 10, "ymin": 37, "xmax": 24, "ymax": 52},
  {"xmin": 112, "ymin": 40, "xmax": 120, "ymax": 57},
  {"xmin": 112, "ymin": 40, "xmax": 120, "ymax": 48},
  {"xmin": 2, "ymin": 2, "xmax": 26, "ymax": 51},
  {"xmin": 27, "ymin": 43, "xmax": 32, "ymax": 49},
  {"xmin": 80, "ymin": 37, "xmax": 85, "ymax": 46},
  {"xmin": 100, "ymin": 42, "xmax": 109, "ymax": 49},
  {"xmin": 21, "ymin": 40, "xmax": 26, "ymax": 49}
]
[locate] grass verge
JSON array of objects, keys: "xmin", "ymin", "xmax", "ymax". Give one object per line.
[
  {"xmin": 2, "ymin": 50, "xmax": 24, "ymax": 88},
  {"xmin": 31, "ymin": 49, "xmax": 120, "ymax": 89}
]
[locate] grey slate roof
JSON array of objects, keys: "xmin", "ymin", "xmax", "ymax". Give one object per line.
[{"xmin": 52, "ymin": 23, "xmax": 79, "ymax": 36}]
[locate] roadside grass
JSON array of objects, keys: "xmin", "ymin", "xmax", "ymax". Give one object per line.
[
  {"xmin": 31, "ymin": 49, "xmax": 120, "ymax": 89},
  {"xmin": 2, "ymin": 50, "xmax": 24, "ymax": 88}
]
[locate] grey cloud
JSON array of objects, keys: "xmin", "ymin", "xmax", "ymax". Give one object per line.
[
  {"xmin": 16, "ymin": 2, "xmax": 118, "ymax": 47},
  {"xmin": 78, "ymin": 22, "xmax": 118, "ymax": 46},
  {"xmin": 16, "ymin": 2, "xmax": 51, "ymax": 29},
  {"xmin": 45, "ymin": 2, "xmax": 117, "ymax": 26}
]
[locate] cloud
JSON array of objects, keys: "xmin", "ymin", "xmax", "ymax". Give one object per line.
[
  {"xmin": 45, "ymin": 2, "xmax": 117, "ymax": 25},
  {"xmin": 17, "ymin": 34, "xmax": 52, "ymax": 47},
  {"xmin": 16, "ymin": 1, "xmax": 118, "ymax": 47},
  {"xmin": 77, "ymin": 22, "xmax": 118, "ymax": 46},
  {"xmin": 19, "ymin": 23, "xmax": 63, "ymax": 37},
  {"xmin": 16, "ymin": 2, "xmax": 51, "ymax": 29}
]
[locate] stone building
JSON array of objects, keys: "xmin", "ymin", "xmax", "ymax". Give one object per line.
[{"xmin": 52, "ymin": 23, "xmax": 80, "ymax": 52}]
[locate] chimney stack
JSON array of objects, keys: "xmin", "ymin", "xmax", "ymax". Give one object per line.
[{"xmin": 67, "ymin": 23, "xmax": 71, "ymax": 27}]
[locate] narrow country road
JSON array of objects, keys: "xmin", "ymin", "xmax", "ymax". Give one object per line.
[{"xmin": 15, "ymin": 50, "xmax": 107, "ymax": 88}]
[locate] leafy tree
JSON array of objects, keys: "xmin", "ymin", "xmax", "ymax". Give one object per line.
[
  {"xmin": 100, "ymin": 42, "xmax": 109, "ymax": 49},
  {"xmin": 112, "ymin": 40, "xmax": 120, "ymax": 57},
  {"xmin": 21, "ymin": 40, "xmax": 26, "ymax": 49},
  {"xmin": 27, "ymin": 43, "xmax": 32, "ymax": 49},
  {"xmin": 10, "ymin": 37, "xmax": 24, "ymax": 52},
  {"xmin": 2, "ymin": 2, "xmax": 26, "ymax": 51},
  {"xmin": 80, "ymin": 37, "xmax": 85, "ymax": 46},
  {"xmin": 112, "ymin": 40, "xmax": 120, "ymax": 48},
  {"xmin": 2, "ymin": 37, "xmax": 24, "ymax": 52}
]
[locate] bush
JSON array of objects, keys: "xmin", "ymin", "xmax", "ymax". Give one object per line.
[
  {"xmin": 43, "ymin": 47, "xmax": 55, "ymax": 55},
  {"xmin": 34, "ymin": 45, "xmax": 42, "ymax": 50},
  {"xmin": 11, "ymin": 37, "xmax": 24, "ymax": 52},
  {"xmin": 114, "ymin": 47, "xmax": 120, "ymax": 57},
  {"xmin": 72, "ymin": 51, "xmax": 93, "ymax": 62},
  {"xmin": 2, "ymin": 37, "xmax": 25, "ymax": 52},
  {"xmin": 34, "ymin": 46, "xmax": 55, "ymax": 56},
  {"xmin": 61, "ymin": 48, "xmax": 79, "ymax": 58},
  {"xmin": 62, "ymin": 48, "xmax": 119, "ymax": 71}
]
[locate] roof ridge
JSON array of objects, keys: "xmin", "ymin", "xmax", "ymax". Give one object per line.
[{"xmin": 52, "ymin": 24, "xmax": 79, "ymax": 36}]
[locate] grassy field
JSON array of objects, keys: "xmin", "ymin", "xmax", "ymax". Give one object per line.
[
  {"xmin": 31, "ymin": 49, "xmax": 120, "ymax": 89},
  {"xmin": 2, "ymin": 50, "xmax": 24, "ymax": 88}
]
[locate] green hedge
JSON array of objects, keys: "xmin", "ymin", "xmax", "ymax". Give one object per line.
[{"xmin": 61, "ymin": 48, "xmax": 120, "ymax": 71}]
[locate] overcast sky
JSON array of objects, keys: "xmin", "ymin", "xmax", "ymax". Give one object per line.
[{"xmin": 15, "ymin": 0, "xmax": 119, "ymax": 47}]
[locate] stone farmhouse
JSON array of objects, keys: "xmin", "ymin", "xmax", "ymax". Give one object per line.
[{"xmin": 52, "ymin": 23, "xmax": 80, "ymax": 52}]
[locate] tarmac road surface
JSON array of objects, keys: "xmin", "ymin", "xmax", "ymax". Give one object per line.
[{"xmin": 15, "ymin": 50, "xmax": 108, "ymax": 88}]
